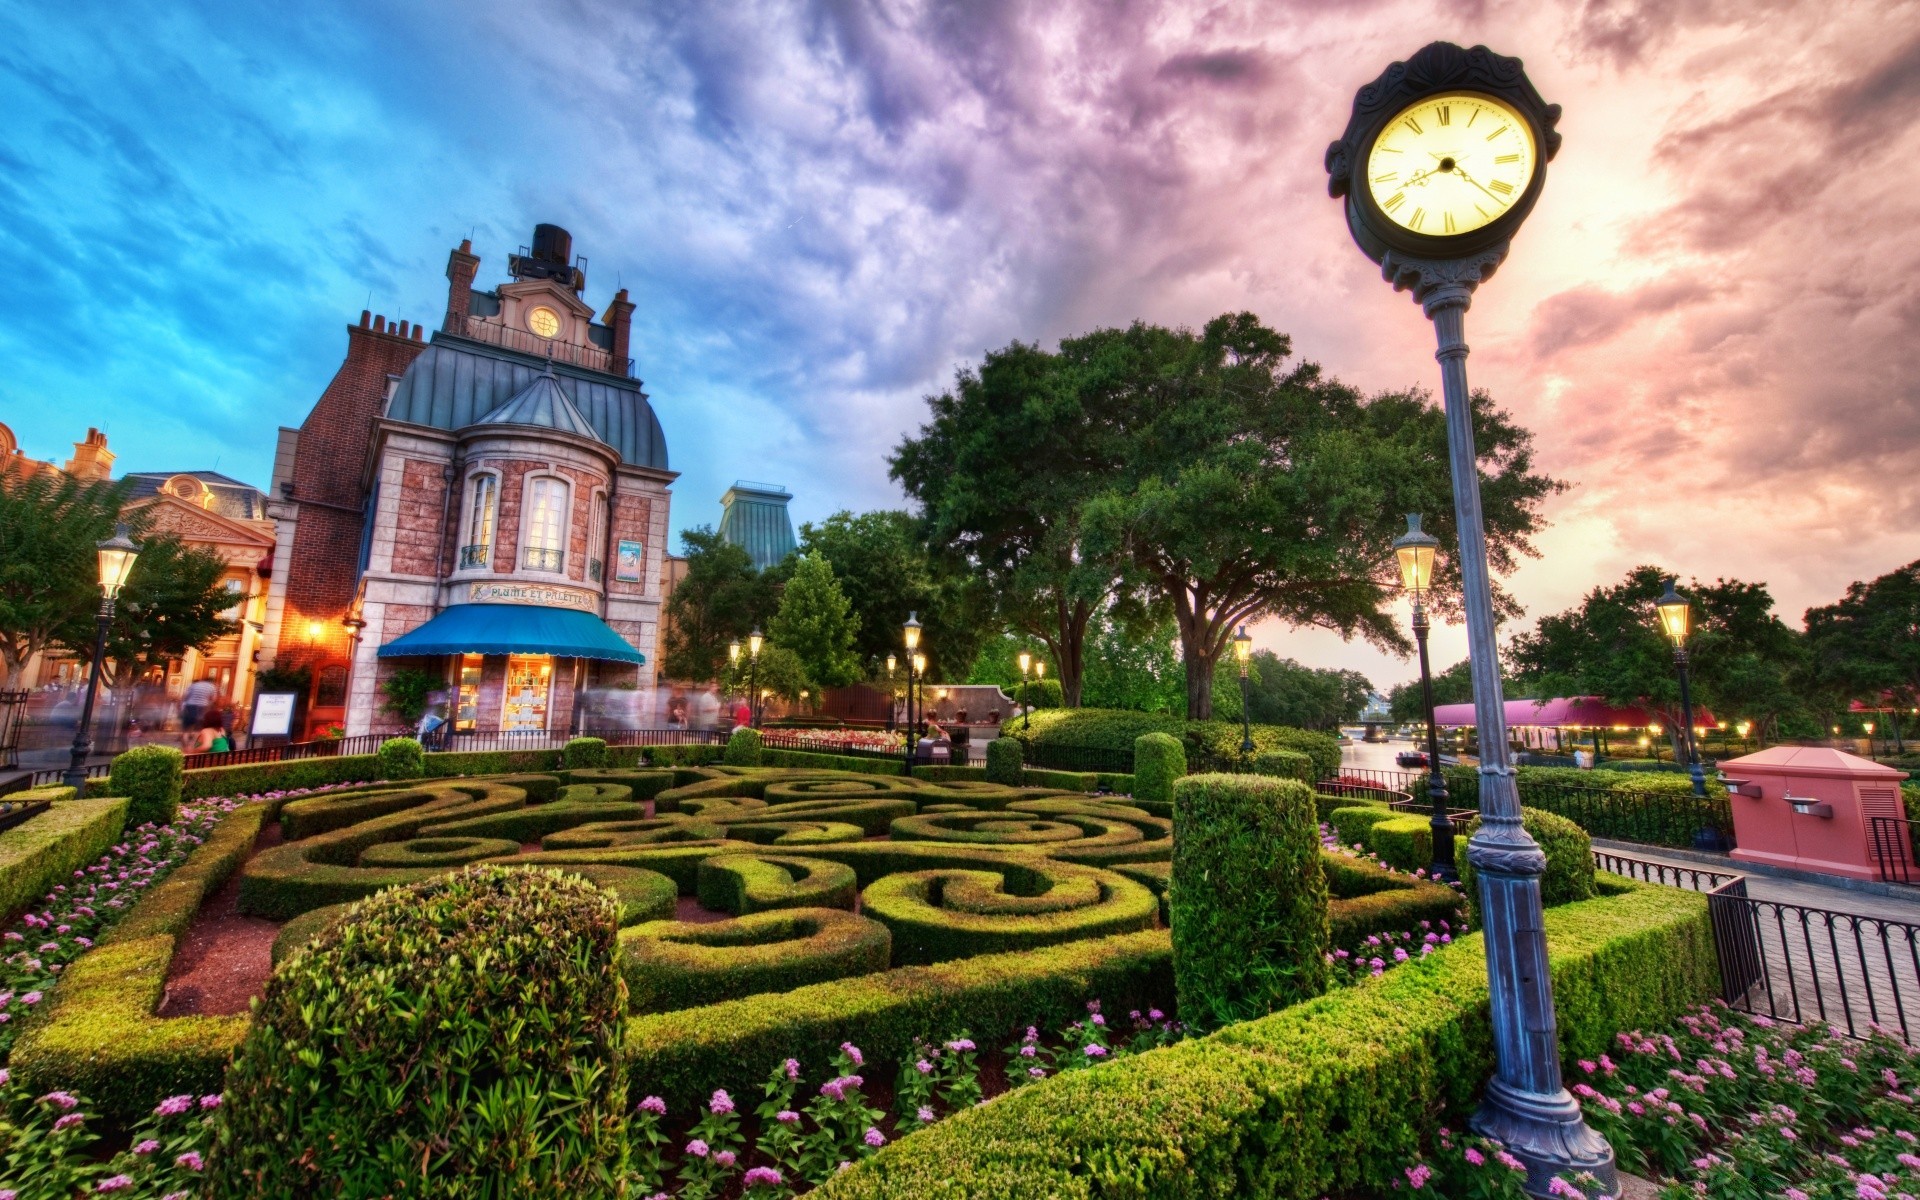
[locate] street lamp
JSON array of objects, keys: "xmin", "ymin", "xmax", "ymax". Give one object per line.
[
  {"xmin": 1655, "ymin": 577, "xmax": 1721, "ymax": 850},
  {"xmin": 903, "ymin": 614, "xmax": 922, "ymax": 775},
  {"xmin": 746, "ymin": 628, "xmax": 764, "ymax": 727},
  {"xmin": 885, "ymin": 654, "xmax": 898, "ymax": 733},
  {"xmin": 1393, "ymin": 513, "xmax": 1455, "ymax": 881},
  {"xmin": 1864, "ymin": 720, "xmax": 1876, "ymax": 757},
  {"xmin": 65, "ymin": 525, "xmax": 141, "ymax": 790},
  {"xmin": 1018, "ymin": 650, "xmax": 1033, "ymax": 731},
  {"xmin": 1232, "ymin": 628, "xmax": 1254, "ymax": 754}
]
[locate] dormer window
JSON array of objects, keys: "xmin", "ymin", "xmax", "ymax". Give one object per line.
[{"xmin": 526, "ymin": 306, "xmax": 561, "ymax": 339}]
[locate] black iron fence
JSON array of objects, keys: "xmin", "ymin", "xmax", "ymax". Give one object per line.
[
  {"xmin": 1447, "ymin": 773, "xmax": 1730, "ymax": 850},
  {"xmin": 1022, "ymin": 743, "xmax": 1134, "ymax": 775},
  {"xmin": 1597, "ymin": 849, "xmax": 1920, "ymax": 1046},
  {"xmin": 0, "ymin": 690, "xmax": 28, "ymax": 769},
  {"xmin": 1869, "ymin": 816, "xmax": 1916, "ymax": 885}
]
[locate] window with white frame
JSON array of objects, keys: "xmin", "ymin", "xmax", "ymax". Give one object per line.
[
  {"xmin": 522, "ymin": 476, "xmax": 568, "ymax": 573},
  {"xmin": 461, "ymin": 474, "xmax": 498, "ymax": 570},
  {"xmin": 587, "ymin": 491, "xmax": 607, "ymax": 581}
]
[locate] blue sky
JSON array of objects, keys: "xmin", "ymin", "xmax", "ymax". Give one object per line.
[{"xmin": 4, "ymin": 0, "xmax": 1916, "ymax": 688}]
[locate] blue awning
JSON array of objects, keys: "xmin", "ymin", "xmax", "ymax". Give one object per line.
[{"xmin": 377, "ymin": 604, "xmax": 644, "ymax": 663}]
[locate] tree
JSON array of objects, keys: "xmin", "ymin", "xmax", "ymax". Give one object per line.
[
  {"xmin": 1804, "ymin": 560, "xmax": 1920, "ymax": 747},
  {"xmin": 1080, "ymin": 613, "xmax": 1186, "ymax": 715},
  {"xmin": 0, "ymin": 471, "xmax": 125, "ymax": 686},
  {"xmin": 722, "ymin": 644, "xmax": 809, "ymax": 708},
  {"xmin": 796, "ymin": 510, "xmax": 988, "ymax": 681},
  {"xmin": 892, "ymin": 342, "xmax": 1128, "ymax": 706},
  {"xmin": 662, "ymin": 528, "xmax": 782, "ymax": 683},
  {"xmin": 1075, "ymin": 312, "xmax": 1561, "ymax": 719},
  {"xmin": 57, "ymin": 535, "xmax": 237, "ymax": 689},
  {"xmin": 767, "ymin": 552, "xmax": 862, "ymax": 690},
  {"xmin": 1505, "ymin": 565, "xmax": 1807, "ymax": 747},
  {"xmin": 1231, "ymin": 651, "xmax": 1373, "ymax": 730},
  {"xmin": 1388, "ymin": 658, "xmax": 1474, "ymax": 725}
]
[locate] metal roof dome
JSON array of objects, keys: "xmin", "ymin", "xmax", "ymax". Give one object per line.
[{"xmin": 468, "ymin": 367, "xmax": 604, "ymax": 443}]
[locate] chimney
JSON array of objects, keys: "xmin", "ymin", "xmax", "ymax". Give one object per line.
[
  {"xmin": 444, "ymin": 238, "xmax": 480, "ymax": 332},
  {"xmin": 64, "ymin": 427, "xmax": 115, "ymax": 482},
  {"xmin": 603, "ymin": 287, "xmax": 636, "ymax": 373}
]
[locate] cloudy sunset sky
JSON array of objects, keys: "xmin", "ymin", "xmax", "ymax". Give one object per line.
[{"xmin": 2, "ymin": 0, "xmax": 1916, "ymax": 689}]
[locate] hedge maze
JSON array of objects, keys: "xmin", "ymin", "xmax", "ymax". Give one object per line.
[{"xmin": 237, "ymin": 765, "xmax": 1460, "ymax": 1019}]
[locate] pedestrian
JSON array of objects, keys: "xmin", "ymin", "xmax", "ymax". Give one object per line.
[
  {"xmin": 180, "ymin": 676, "xmax": 215, "ymax": 736},
  {"xmin": 191, "ymin": 708, "xmax": 225, "ymax": 753}
]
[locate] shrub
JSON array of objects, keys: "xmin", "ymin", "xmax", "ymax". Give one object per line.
[
  {"xmin": 813, "ymin": 884, "xmax": 1716, "ymax": 1200},
  {"xmin": 1325, "ymin": 803, "xmax": 1396, "ymax": 848},
  {"xmin": 645, "ymin": 743, "xmax": 727, "ymax": 768},
  {"xmin": 108, "ymin": 745, "xmax": 184, "ymax": 827},
  {"xmin": 625, "ymin": 928, "xmax": 1173, "ymax": 1107},
  {"xmin": 1170, "ymin": 773, "xmax": 1328, "ymax": 1030},
  {"xmin": 1363, "ymin": 814, "xmax": 1434, "ymax": 872},
  {"xmin": 563, "ymin": 736, "xmax": 609, "ymax": 769},
  {"xmin": 1458, "ymin": 806, "xmax": 1596, "ymax": 911},
  {"xmin": 208, "ymin": 865, "xmax": 630, "ymax": 1196},
  {"xmin": 697, "ymin": 853, "xmax": 859, "ymax": 915},
  {"xmin": 376, "ymin": 735, "xmax": 425, "ymax": 780},
  {"xmin": 985, "ymin": 737, "xmax": 1023, "ymax": 785},
  {"xmin": 1321, "ymin": 854, "xmax": 1465, "ymax": 949},
  {"xmin": 1251, "ymin": 749, "xmax": 1314, "ymax": 782},
  {"xmin": 0, "ymin": 797, "xmax": 128, "ymax": 925},
  {"xmin": 762, "ymin": 747, "xmax": 903, "ymax": 774},
  {"xmin": 619, "ymin": 907, "xmax": 891, "ymax": 1012},
  {"xmin": 725, "ymin": 726, "xmax": 765, "ymax": 766},
  {"xmin": 862, "ymin": 863, "xmax": 1158, "ymax": 965},
  {"xmin": 1011, "ymin": 708, "xmax": 1342, "ymax": 780},
  {"xmin": 1131, "ymin": 732, "xmax": 1186, "ymax": 805}
]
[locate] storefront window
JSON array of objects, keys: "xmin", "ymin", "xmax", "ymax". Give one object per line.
[
  {"xmin": 503, "ymin": 655, "xmax": 551, "ymax": 732},
  {"xmin": 522, "ymin": 477, "xmax": 567, "ymax": 573},
  {"xmin": 462, "ymin": 474, "xmax": 498, "ymax": 570},
  {"xmin": 454, "ymin": 654, "xmax": 483, "ymax": 732}
]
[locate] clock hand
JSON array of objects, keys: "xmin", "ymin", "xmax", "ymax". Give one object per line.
[{"xmin": 1450, "ymin": 165, "xmax": 1508, "ymax": 206}]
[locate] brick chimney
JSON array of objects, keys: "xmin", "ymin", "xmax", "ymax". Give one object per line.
[
  {"xmin": 64, "ymin": 428, "xmax": 115, "ymax": 481},
  {"xmin": 603, "ymin": 287, "xmax": 636, "ymax": 372},
  {"xmin": 443, "ymin": 239, "xmax": 480, "ymax": 332}
]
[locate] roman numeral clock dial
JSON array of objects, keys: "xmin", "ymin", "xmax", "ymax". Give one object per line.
[{"xmin": 1365, "ymin": 92, "xmax": 1537, "ymax": 238}]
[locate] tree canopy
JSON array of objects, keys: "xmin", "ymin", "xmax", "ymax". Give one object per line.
[
  {"xmin": 795, "ymin": 509, "xmax": 986, "ymax": 682},
  {"xmin": 0, "ymin": 471, "xmax": 125, "ymax": 686},
  {"xmin": 661, "ymin": 528, "xmax": 783, "ymax": 683},
  {"xmin": 1388, "ymin": 658, "xmax": 1474, "ymax": 725},
  {"xmin": 767, "ymin": 552, "xmax": 862, "ymax": 690},
  {"xmin": 57, "ymin": 534, "xmax": 238, "ymax": 688},
  {"xmin": 1803, "ymin": 559, "xmax": 1920, "ymax": 730}
]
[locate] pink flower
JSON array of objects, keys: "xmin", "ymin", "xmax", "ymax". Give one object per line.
[
  {"xmin": 1084, "ymin": 1044, "xmax": 1108, "ymax": 1058},
  {"xmin": 39, "ymin": 1091, "xmax": 79, "ymax": 1111},
  {"xmin": 686, "ymin": 1139, "xmax": 709, "ymax": 1158},
  {"xmin": 52, "ymin": 1113, "xmax": 85, "ymax": 1133},
  {"xmin": 864, "ymin": 1127, "xmax": 886, "ymax": 1148},
  {"xmin": 917, "ymin": 1105, "xmax": 935, "ymax": 1122},
  {"xmin": 713, "ymin": 1150, "xmax": 736, "ymax": 1168},
  {"xmin": 1464, "ymin": 1147, "xmax": 1485, "ymax": 1166},
  {"xmin": 638, "ymin": 1095, "xmax": 666, "ymax": 1115},
  {"xmin": 743, "ymin": 1167, "xmax": 783, "ymax": 1188},
  {"xmin": 1547, "ymin": 1179, "xmax": 1585, "ymax": 1199},
  {"xmin": 94, "ymin": 1179, "xmax": 133, "ymax": 1194},
  {"xmin": 1404, "ymin": 1163, "xmax": 1433, "ymax": 1189},
  {"xmin": 710, "ymin": 1089, "xmax": 734, "ymax": 1114},
  {"xmin": 175, "ymin": 1151, "xmax": 204, "ymax": 1171},
  {"xmin": 784, "ymin": 1058, "xmax": 800, "ymax": 1079},
  {"xmin": 840, "ymin": 1042, "xmax": 865, "ymax": 1067},
  {"xmin": 199, "ymin": 1094, "xmax": 222, "ymax": 1110},
  {"xmin": 133, "ymin": 1140, "xmax": 160, "ymax": 1155}
]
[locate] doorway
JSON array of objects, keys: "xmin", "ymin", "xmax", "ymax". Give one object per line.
[{"xmin": 503, "ymin": 655, "xmax": 552, "ymax": 732}]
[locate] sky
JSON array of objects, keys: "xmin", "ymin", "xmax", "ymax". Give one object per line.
[{"xmin": 2, "ymin": 0, "xmax": 1917, "ymax": 692}]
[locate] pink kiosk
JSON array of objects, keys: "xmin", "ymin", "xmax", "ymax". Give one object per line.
[{"xmin": 1718, "ymin": 746, "xmax": 1911, "ymax": 881}]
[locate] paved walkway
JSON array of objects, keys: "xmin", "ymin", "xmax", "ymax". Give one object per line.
[{"xmin": 1594, "ymin": 841, "xmax": 1920, "ymax": 924}]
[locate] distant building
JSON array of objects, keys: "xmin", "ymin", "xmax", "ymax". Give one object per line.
[
  {"xmin": 718, "ymin": 481, "xmax": 797, "ymax": 571},
  {"xmin": 261, "ymin": 223, "xmax": 675, "ymax": 739}
]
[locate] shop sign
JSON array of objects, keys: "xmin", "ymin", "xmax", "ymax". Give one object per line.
[
  {"xmin": 614, "ymin": 538, "xmax": 646, "ymax": 583},
  {"xmin": 468, "ymin": 582, "xmax": 597, "ymax": 610}
]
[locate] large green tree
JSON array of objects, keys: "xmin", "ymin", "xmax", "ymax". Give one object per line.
[
  {"xmin": 57, "ymin": 535, "xmax": 237, "ymax": 688},
  {"xmin": 891, "ymin": 342, "xmax": 1129, "ymax": 706},
  {"xmin": 1804, "ymin": 560, "xmax": 1920, "ymax": 746},
  {"xmin": 796, "ymin": 509, "xmax": 987, "ymax": 682},
  {"xmin": 1505, "ymin": 565, "xmax": 1807, "ymax": 746},
  {"xmin": 1223, "ymin": 651, "xmax": 1374, "ymax": 731},
  {"xmin": 661, "ymin": 528, "xmax": 783, "ymax": 683},
  {"xmin": 1074, "ymin": 312, "xmax": 1560, "ymax": 719},
  {"xmin": 1388, "ymin": 658, "xmax": 1474, "ymax": 725},
  {"xmin": 0, "ymin": 471, "xmax": 125, "ymax": 686},
  {"xmin": 767, "ymin": 552, "xmax": 863, "ymax": 690}
]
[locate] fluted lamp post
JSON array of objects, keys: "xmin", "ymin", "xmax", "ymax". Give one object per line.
[
  {"xmin": 1018, "ymin": 651, "xmax": 1033, "ymax": 731},
  {"xmin": 64, "ymin": 525, "xmax": 141, "ymax": 790},
  {"xmin": 747, "ymin": 628, "xmax": 764, "ymax": 728},
  {"xmin": 1393, "ymin": 514, "xmax": 1456, "ymax": 881},
  {"xmin": 1655, "ymin": 579, "xmax": 1722, "ymax": 850},
  {"xmin": 903, "ymin": 614, "xmax": 922, "ymax": 776},
  {"xmin": 728, "ymin": 640, "xmax": 742, "ymax": 723},
  {"xmin": 885, "ymin": 654, "xmax": 898, "ymax": 733},
  {"xmin": 1232, "ymin": 627, "xmax": 1254, "ymax": 753}
]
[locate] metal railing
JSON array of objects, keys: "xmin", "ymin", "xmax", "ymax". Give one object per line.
[
  {"xmin": 757, "ymin": 730, "xmax": 905, "ymax": 762},
  {"xmin": 1021, "ymin": 743, "xmax": 1134, "ymax": 775},
  {"xmin": 521, "ymin": 546, "xmax": 564, "ymax": 573},
  {"xmin": 1869, "ymin": 816, "xmax": 1916, "ymax": 885},
  {"xmin": 460, "ymin": 315, "xmax": 633, "ymax": 376},
  {"xmin": 459, "ymin": 544, "xmax": 491, "ymax": 570},
  {"xmin": 1597, "ymin": 849, "xmax": 1920, "ymax": 1046},
  {"xmin": 1447, "ymin": 772, "xmax": 1731, "ymax": 849},
  {"xmin": 0, "ymin": 690, "xmax": 28, "ymax": 768}
]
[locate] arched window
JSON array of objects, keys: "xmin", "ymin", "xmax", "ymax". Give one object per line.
[
  {"xmin": 587, "ymin": 490, "xmax": 607, "ymax": 582},
  {"xmin": 522, "ymin": 476, "xmax": 568, "ymax": 573},
  {"xmin": 461, "ymin": 473, "xmax": 499, "ymax": 570}
]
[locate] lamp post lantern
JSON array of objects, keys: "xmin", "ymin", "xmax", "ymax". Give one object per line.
[
  {"xmin": 1327, "ymin": 42, "xmax": 1615, "ymax": 1196},
  {"xmin": 1655, "ymin": 578, "xmax": 1723, "ymax": 850},
  {"xmin": 746, "ymin": 628, "xmax": 764, "ymax": 728},
  {"xmin": 1018, "ymin": 651, "xmax": 1033, "ymax": 731},
  {"xmin": 1231, "ymin": 628, "xmax": 1254, "ymax": 753},
  {"xmin": 902, "ymin": 614, "xmax": 922, "ymax": 776},
  {"xmin": 65, "ymin": 525, "xmax": 141, "ymax": 791},
  {"xmin": 1394, "ymin": 513, "xmax": 1456, "ymax": 881},
  {"xmin": 885, "ymin": 654, "xmax": 898, "ymax": 733}
]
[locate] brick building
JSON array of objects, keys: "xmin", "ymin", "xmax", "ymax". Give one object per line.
[{"xmin": 261, "ymin": 224, "xmax": 674, "ymax": 739}]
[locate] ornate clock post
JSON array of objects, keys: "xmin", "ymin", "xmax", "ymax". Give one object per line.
[{"xmin": 1327, "ymin": 43, "xmax": 1617, "ymax": 1198}]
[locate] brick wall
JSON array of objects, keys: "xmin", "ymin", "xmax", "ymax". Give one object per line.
[
  {"xmin": 391, "ymin": 457, "xmax": 448, "ymax": 577},
  {"xmin": 277, "ymin": 315, "xmax": 427, "ymax": 685},
  {"xmin": 607, "ymin": 493, "xmax": 653, "ymax": 597},
  {"xmin": 559, "ymin": 464, "xmax": 608, "ymax": 584}
]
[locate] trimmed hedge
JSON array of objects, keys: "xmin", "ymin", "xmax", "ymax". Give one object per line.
[
  {"xmin": 862, "ymin": 862, "xmax": 1157, "ymax": 965},
  {"xmin": 0, "ymin": 797, "xmax": 129, "ymax": 924},
  {"xmin": 563, "ymin": 736, "xmax": 609, "ymax": 769},
  {"xmin": 623, "ymin": 928, "xmax": 1174, "ymax": 1107},
  {"xmin": 12, "ymin": 803, "xmax": 269, "ymax": 1119},
  {"xmin": 619, "ymin": 907, "xmax": 891, "ymax": 1012},
  {"xmin": 376, "ymin": 736, "xmax": 425, "ymax": 780},
  {"xmin": 1459, "ymin": 807, "xmax": 1597, "ymax": 912},
  {"xmin": 209, "ymin": 866, "xmax": 630, "ymax": 1196},
  {"xmin": 1251, "ymin": 749, "xmax": 1315, "ymax": 783},
  {"xmin": 562, "ymin": 766, "xmax": 677, "ymax": 799},
  {"xmin": 1131, "ymin": 732, "xmax": 1185, "ymax": 806},
  {"xmin": 1326, "ymin": 803, "xmax": 1396, "ymax": 847},
  {"xmin": 108, "ymin": 744, "xmax": 184, "ymax": 827},
  {"xmin": 815, "ymin": 883, "xmax": 1716, "ymax": 1200},
  {"xmin": 1170, "ymin": 774, "xmax": 1328, "ymax": 1030},
  {"xmin": 359, "ymin": 835, "xmax": 520, "ymax": 868},
  {"xmin": 696, "ymin": 853, "xmax": 859, "ymax": 914},
  {"xmin": 1322, "ymin": 853, "xmax": 1465, "ymax": 948},
  {"xmin": 1009, "ymin": 708, "xmax": 1342, "ymax": 780},
  {"xmin": 764, "ymin": 747, "xmax": 905, "ymax": 775},
  {"xmin": 643, "ymin": 743, "xmax": 726, "ymax": 768},
  {"xmin": 985, "ymin": 737, "xmax": 1023, "ymax": 785},
  {"xmin": 270, "ymin": 901, "xmax": 352, "ymax": 966},
  {"xmin": 1363, "ymin": 814, "xmax": 1435, "ymax": 872},
  {"xmin": 724, "ymin": 726, "xmax": 765, "ymax": 766}
]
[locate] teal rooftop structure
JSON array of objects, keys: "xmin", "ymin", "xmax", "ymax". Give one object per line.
[{"xmin": 719, "ymin": 481, "xmax": 797, "ymax": 570}]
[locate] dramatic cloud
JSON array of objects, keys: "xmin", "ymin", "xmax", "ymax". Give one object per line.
[{"xmin": 1, "ymin": 0, "xmax": 1914, "ymax": 688}]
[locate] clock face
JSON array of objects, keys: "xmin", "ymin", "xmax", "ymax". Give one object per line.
[
  {"xmin": 1365, "ymin": 92, "xmax": 1537, "ymax": 238},
  {"xmin": 526, "ymin": 306, "xmax": 561, "ymax": 339}
]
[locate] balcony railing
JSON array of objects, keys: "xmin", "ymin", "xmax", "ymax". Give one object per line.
[
  {"xmin": 522, "ymin": 546, "xmax": 564, "ymax": 573},
  {"xmin": 461, "ymin": 316, "xmax": 632, "ymax": 377},
  {"xmin": 459, "ymin": 544, "xmax": 491, "ymax": 570}
]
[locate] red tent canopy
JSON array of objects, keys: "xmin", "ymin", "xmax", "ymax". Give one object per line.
[{"xmin": 1429, "ymin": 696, "xmax": 1715, "ymax": 729}]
